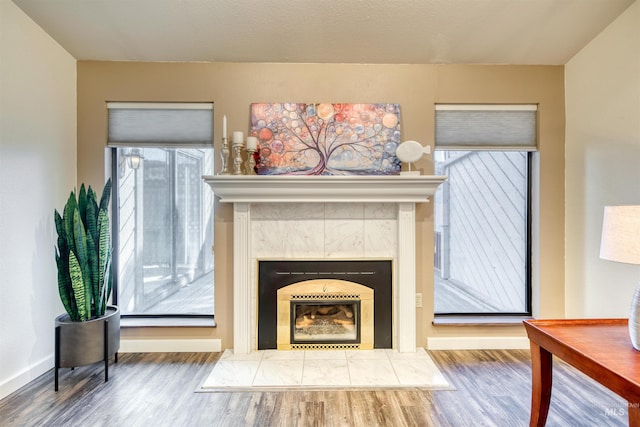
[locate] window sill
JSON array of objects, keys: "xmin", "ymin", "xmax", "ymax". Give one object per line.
[
  {"xmin": 121, "ymin": 317, "xmax": 216, "ymax": 328},
  {"xmin": 432, "ymin": 316, "xmax": 531, "ymax": 326}
]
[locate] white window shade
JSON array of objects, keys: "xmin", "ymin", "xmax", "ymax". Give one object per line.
[
  {"xmin": 107, "ymin": 102, "xmax": 213, "ymax": 148},
  {"xmin": 435, "ymin": 104, "xmax": 537, "ymax": 151}
]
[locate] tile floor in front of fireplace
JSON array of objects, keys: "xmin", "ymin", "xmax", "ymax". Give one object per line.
[{"xmin": 201, "ymin": 347, "xmax": 450, "ymax": 390}]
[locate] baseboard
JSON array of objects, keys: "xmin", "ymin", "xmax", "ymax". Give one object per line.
[
  {"xmin": 426, "ymin": 336, "xmax": 530, "ymax": 350},
  {"xmin": 119, "ymin": 338, "xmax": 222, "ymax": 353},
  {"xmin": 0, "ymin": 355, "xmax": 53, "ymax": 401}
]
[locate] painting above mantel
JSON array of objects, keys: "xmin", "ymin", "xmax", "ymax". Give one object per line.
[{"xmin": 249, "ymin": 103, "xmax": 402, "ymax": 176}]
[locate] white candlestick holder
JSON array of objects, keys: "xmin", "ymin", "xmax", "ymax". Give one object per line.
[
  {"xmin": 246, "ymin": 148, "xmax": 257, "ymax": 175},
  {"xmin": 232, "ymin": 144, "xmax": 244, "ymax": 175},
  {"xmin": 219, "ymin": 137, "xmax": 230, "ymax": 175}
]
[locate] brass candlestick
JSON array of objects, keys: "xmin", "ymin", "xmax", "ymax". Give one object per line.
[
  {"xmin": 246, "ymin": 148, "xmax": 257, "ymax": 175},
  {"xmin": 219, "ymin": 137, "xmax": 230, "ymax": 175},
  {"xmin": 232, "ymin": 144, "xmax": 244, "ymax": 175}
]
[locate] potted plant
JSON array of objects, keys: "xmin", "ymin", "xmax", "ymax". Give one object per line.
[{"xmin": 53, "ymin": 178, "xmax": 120, "ymax": 390}]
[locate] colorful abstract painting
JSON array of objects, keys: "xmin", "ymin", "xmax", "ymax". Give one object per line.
[{"xmin": 250, "ymin": 103, "xmax": 402, "ymax": 175}]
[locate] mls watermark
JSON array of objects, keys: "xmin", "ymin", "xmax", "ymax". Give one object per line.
[
  {"xmin": 605, "ymin": 402, "xmax": 640, "ymax": 418},
  {"xmin": 605, "ymin": 407, "xmax": 625, "ymax": 417}
]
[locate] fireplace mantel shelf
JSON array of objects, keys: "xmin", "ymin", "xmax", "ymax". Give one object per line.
[{"xmin": 203, "ymin": 174, "xmax": 447, "ymax": 203}]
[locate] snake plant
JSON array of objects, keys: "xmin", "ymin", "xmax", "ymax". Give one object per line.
[{"xmin": 54, "ymin": 179, "xmax": 112, "ymax": 321}]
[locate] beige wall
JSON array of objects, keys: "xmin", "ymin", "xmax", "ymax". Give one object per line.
[
  {"xmin": 1, "ymin": 0, "xmax": 76, "ymax": 398},
  {"xmin": 77, "ymin": 62, "xmax": 565, "ymax": 349},
  {"xmin": 565, "ymin": 0, "xmax": 640, "ymax": 317}
]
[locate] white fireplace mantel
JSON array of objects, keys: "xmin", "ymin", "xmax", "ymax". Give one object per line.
[
  {"xmin": 203, "ymin": 174, "xmax": 447, "ymax": 354},
  {"xmin": 203, "ymin": 175, "xmax": 447, "ymax": 203}
]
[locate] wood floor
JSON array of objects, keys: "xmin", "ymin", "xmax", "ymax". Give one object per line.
[{"xmin": 0, "ymin": 349, "xmax": 628, "ymax": 426}]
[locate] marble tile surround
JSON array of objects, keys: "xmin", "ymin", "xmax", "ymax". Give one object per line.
[
  {"xmin": 251, "ymin": 202, "xmax": 398, "ymax": 259},
  {"xmin": 201, "ymin": 348, "xmax": 450, "ymax": 389},
  {"xmin": 249, "ymin": 203, "xmax": 398, "ymax": 351}
]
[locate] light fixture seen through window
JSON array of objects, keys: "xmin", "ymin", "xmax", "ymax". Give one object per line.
[{"xmin": 126, "ymin": 148, "xmax": 143, "ymax": 170}]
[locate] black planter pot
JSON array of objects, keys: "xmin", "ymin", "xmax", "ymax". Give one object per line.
[{"xmin": 54, "ymin": 305, "xmax": 120, "ymax": 390}]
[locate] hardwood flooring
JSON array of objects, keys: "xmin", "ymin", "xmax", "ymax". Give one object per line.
[{"xmin": 0, "ymin": 349, "xmax": 628, "ymax": 426}]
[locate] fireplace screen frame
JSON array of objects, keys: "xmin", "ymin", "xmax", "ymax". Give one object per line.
[
  {"xmin": 276, "ymin": 279, "xmax": 374, "ymax": 350},
  {"xmin": 290, "ymin": 299, "xmax": 361, "ymax": 345},
  {"xmin": 259, "ymin": 259, "xmax": 392, "ymax": 350}
]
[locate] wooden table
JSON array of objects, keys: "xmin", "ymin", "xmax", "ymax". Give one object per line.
[{"xmin": 523, "ymin": 319, "xmax": 640, "ymax": 427}]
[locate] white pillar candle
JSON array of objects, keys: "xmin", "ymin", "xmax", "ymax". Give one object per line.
[
  {"xmin": 246, "ymin": 136, "xmax": 258, "ymax": 151},
  {"xmin": 222, "ymin": 115, "xmax": 227, "ymax": 139},
  {"xmin": 233, "ymin": 131, "xmax": 244, "ymax": 146}
]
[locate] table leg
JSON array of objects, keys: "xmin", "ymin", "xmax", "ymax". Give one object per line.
[
  {"xmin": 529, "ymin": 341, "xmax": 553, "ymax": 427},
  {"xmin": 629, "ymin": 403, "xmax": 640, "ymax": 427}
]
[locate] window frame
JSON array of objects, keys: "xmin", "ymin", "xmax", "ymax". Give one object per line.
[
  {"xmin": 110, "ymin": 147, "xmax": 215, "ymax": 324},
  {"xmin": 434, "ymin": 151, "xmax": 532, "ymax": 318}
]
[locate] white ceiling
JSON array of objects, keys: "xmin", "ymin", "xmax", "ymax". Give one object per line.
[{"xmin": 12, "ymin": 0, "xmax": 636, "ymax": 65}]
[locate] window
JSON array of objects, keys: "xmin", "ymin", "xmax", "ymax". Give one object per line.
[
  {"xmin": 433, "ymin": 105, "xmax": 535, "ymax": 316},
  {"xmin": 108, "ymin": 103, "xmax": 215, "ymax": 317}
]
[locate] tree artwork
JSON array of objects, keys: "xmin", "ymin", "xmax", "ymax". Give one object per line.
[{"xmin": 250, "ymin": 103, "xmax": 402, "ymax": 175}]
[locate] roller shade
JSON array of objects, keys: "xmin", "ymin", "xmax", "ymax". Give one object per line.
[
  {"xmin": 435, "ymin": 104, "xmax": 537, "ymax": 151},
  {"xmin": 107, "ymin": 102, "xmax": 213, "ymax": 148}
]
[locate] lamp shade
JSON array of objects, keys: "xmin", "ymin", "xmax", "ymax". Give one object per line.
[{"xmin": 600, "ymin": 205, "xmax": 640, "ymax": 265}]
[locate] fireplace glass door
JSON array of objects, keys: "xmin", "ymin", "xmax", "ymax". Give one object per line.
[{"xmin": 291, "ymin": 300, "xmax": 360, "ymax": 344}]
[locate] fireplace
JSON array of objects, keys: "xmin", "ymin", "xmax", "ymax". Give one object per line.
[
  {"xmin": 258, "ymin": 260, "xmax": 391, "ymax": 350},
  {"xmin": 203, "ymin": 175, "xmax": 446, "ymax": 354},
  {"xmin": 289, "ymin": 295, "xmax": 362, "ymax": 346},
  {"xmin": 280, "ymin": 280, "xmax": 369, "ymax": 349}
]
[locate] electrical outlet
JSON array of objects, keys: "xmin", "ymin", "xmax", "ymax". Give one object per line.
[{"xmin": 415, "ymin": 293, "xmax": 423, "ymax": 307}]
